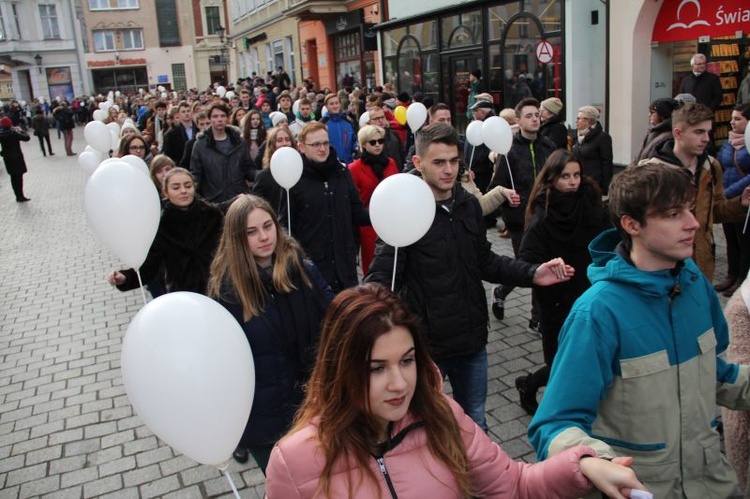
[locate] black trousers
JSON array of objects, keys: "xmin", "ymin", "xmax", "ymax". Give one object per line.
[
  {"xmin": 37, "ymin": 133, "xmax": 53, "ymax": 155},
  {"xmin": 10, "ymin": 173, "xmax": 25, "ymax": 200}
]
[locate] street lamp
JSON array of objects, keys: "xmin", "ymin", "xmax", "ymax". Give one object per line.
[
  {"xmin": 34, "ymin": 54, "xmax": 42, "ymax": 74},
  {"xmin": 215, "ymin": 25, "xmax": 228, "ymax": 69},
  {"xmin": 216, "ymin": 25, "xmax": 225, "ymax": 43}
]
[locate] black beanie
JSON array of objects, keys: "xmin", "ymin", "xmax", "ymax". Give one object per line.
[{"xmin": 649, "ymin": 98, "xmax": 679, "ymax": 120}]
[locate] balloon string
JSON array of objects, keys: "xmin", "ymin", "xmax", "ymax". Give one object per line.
[
  {"xmin": 391, "ymin": 246, "xmax": 399, "ymax": 292},
  {"xmin": 743, "ymin": 204, "xmax": 750, "ymax": 235},
  {"xmin": 504, "ymin": 156, "xmax": 515, "ymax": 192},
  {"xmin": 135, "ymin": 269, "xmax": 148, "ymax": 306},
  {"xmin": 468, "ymin": 146, "xmax": 475, "ymax": 173},
  {"xmin": 221, "ymin": 468, "xmax": 241, "ymax": 499},
  {"xmin": 286, "ymin": 188, "xmax": 292, "ymax": 237}
]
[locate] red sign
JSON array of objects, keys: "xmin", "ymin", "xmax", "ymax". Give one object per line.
[
  {"xmin": 535, "ymin": 41, "xmax": 554, "ymax": 65},
  {"xmin": 653, "ymin": 0, "xmax": 750, "ymax": 43}
]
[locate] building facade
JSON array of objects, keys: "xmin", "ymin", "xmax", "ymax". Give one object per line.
[
  {"xmin": 0, "ymin": 0, "xmax": 86, "ymax": 102},
  {"xmin": 192, "ymin": 0, "xmax": 232, "ymax": 89},
  {"xmin": 82, "ymin": 0, "xmax": 197, "ymax": 94}
]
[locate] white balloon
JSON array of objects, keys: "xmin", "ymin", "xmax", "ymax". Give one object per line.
[
  {"xmin": 321, "ymin": 107, "xmax": 329, "ymax": 118},
  {"xmin": 106, "ymin": 121, "xmax": 121, "ymax": 136},
  {"xmin": 161, "ymin": 92, "xmax": 167, "ymax": 100},
  {"xmin": 745, "ymin": 123, "xmax": 750, "ymax": 150},
  {"xmin": 109, "ymin": 128, "xmax": 120, "ymax": 152},
  {"xmin": 84, "ymin": 145, "xmax": 101, "ymax": 155},
  {"xmin": 98, "ymin": 101, "xmax": 111, "ymax": 111},
  {"xmin": 84, "ymin": 161, "xmax": 161, "ymax": 268},
  {"xmin": 20, "ymin": 100, "xmax": 26, "ymax": 106},
  {"xmin": 157, "ymin": 86, "xmax": 165, "ymax": 93},
  {"xmin": 292, "ymin": 99, "xmax": 300, "ymax": 116},
  {"xmin": 481, "ymin": 116, "xmax": 513, "ymax": 154},
  {"xmin": 115, "ymin": 91, "xmax": 122, "ymax": 97},
  {"xmin": 270, "ymin": 147, "xmax": 303, "ymax": 189},
  {"xmin": 92, "ymin": 109, "xmax": 107, "ymax": 122},
  {"xmin": 121, "ymin": 154, "xmax": 150, "ymax": 177},
  {"xmin": 465, "ymin": 120, "xmax": 485, "ymax": 147},
  {"xmin": 78, "ymin": 151, "xmax": 102, "ymax": 175},
  {"xmin": 85, "ymin": 120, "xmax": 113, "ymax": 153},
  {"xmin": 216, "ymin": 86, "xmax": 227, "ymax": 98},
  {"xmin": 369, "ymin": 173, "xmax": 436, "ymax": 247},
  {"xmin": 112, "ymin": 104, "xmax": 120, "ymax": 112},
  {"xmin": 225, "ymin": 91, "xmax": 235, "ymax": 100},
  {"xmin": 38, "ymin": 96, "xmax": 45, "ymax": 104},
  {"xmin": 359, "ymin": 111, "xmax": 370, "ymax": 129},
  {"xmin": 121, "ymin": 292, "xmax": 255, "ymax": 467},
  {"xmin": 406, "ymin": 103, "xmax": 428, "ymax": 132}
]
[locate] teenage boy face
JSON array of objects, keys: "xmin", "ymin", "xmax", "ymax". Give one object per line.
[
  {"xmin": 518, "ymin": 105, "xmax": 541, "ymax": 134},
  {"xmin": 299, "ymin": 104, "xmax": 311, "ymax": 118},
  {"xmin": 675, "ymin": 120, "xmax": 711, "ymax": 158},
  {"xmin": 623, "ymin": 202, "xmax": 699, "ymax": 271},
  {"xmin": 413, "ymin": 142, "xmax": 460, "ymax": 201},
  {"xmin": 298, "ymin": 129, "xmax": 330, "ymax": 163}
]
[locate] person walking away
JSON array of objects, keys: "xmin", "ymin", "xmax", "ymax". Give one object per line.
[
  {"xmin": 31, "ymin": 107, "xmax": 54, "ymax": 157},
  {"xmin": 55, "ymin": 102, "xmax": 76, "ymax": 156}
]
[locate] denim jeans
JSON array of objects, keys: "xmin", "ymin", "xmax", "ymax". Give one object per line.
[{"xmin": 437, "ymin": 348, "xmax": 488, "ymax": 431}]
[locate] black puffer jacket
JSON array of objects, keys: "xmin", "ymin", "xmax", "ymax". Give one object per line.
[
  {"xmin": 116, "ymin": 199, "xmax": 223, "ymax": 294},
  {"xmin": 539, "ymin": 114, "xmax": 568, "ymax": 150},
  {"xmin": 0, "ymin": 127, "xmax": 30, "ymax": 175},
  {"xmin": 572, "ymin": 122, "xmax": 613, "ymax": 195},
  {"xmin": 489, "ymin": 134, "xmax": 556, "ymax": 231},
  {"xmin": 279, "ymin": 148, "xmax": 370, "ymax": 291},
  {"xmin": 190, "ymin": 125, "xmax": 255, "ymax": 202},
  {"xmin": 366, "ymin": 184, "xmax": 537, "ymax": 361}
]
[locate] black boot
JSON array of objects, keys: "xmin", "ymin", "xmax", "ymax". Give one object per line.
[
  {"xmin": 515, "ymin": 374, "xmax": 538, "ymax": 415},
  {"xmin": 232, "ymin": 446, "xmax": 249, "ymax": 464}
]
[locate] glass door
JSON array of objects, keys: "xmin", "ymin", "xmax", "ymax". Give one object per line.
[{"xmin": 441, "ymin": 54, "xmax": 482, "ymax": 134}]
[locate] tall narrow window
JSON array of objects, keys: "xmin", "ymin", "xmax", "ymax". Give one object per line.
[
  {"xmin": 12, "ymin": 3, "xmax": 21, "ymax": 39},
  {"xmin": 205, "ymin": 6, "xmax": 221, "ymax": 35},
  {"xmin": 172, "ymin": 63, "xmax": 186, "ymax": 91},
  {"xmin": 155, "ymin": 0, "xmax": 180, "ymax": 47},
  {"xmin": 39, "ymin": 4, "xmax": 60, "ymax": 39}
]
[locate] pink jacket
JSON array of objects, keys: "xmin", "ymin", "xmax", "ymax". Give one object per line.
[{"xmin": 265, "ymin": 396, "xmax": 597, "ymax": 498}]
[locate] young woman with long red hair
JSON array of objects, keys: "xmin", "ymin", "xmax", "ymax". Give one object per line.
[{"xmin": 265, "ymin": 284, "xmax": 645, "ymax": 498}]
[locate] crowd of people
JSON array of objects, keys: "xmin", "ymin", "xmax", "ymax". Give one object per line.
[{"xmin": 5, "ymin": 52, "xmax": 750, "ymax": 496}]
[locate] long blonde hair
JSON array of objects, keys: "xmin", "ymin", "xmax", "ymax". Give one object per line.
[{"xmin": 207, "ymin": 195, "xmax": 310, "ymax": 321}]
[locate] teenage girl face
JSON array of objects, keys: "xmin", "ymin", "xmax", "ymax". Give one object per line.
[
  {"xmin": 553, "ymin": 161, "xmax": 582, "ymax": 193},
  {"xmin": 250, "ymin": 114, "xmax": 261, "ymax": 128},
  {"xmin": 245, "ymin": 208, "xmax": 277, "ymax": 268},
  {"xmin": 128, "ymin": 138, "xmax": 147, "ymax": 159},
  {"xmin": 274, "ymin": 130, "xmax": 292, "ymax": 149},
  {"xmin": 367, "ymin": 326, "xmax": 417, "ymax": 437},
  {"xmin": 155, "ymin": 163, "xmax": 173, "ymax": 187},
  {"xmin": 363, "ymin": 132, "xmax": 384, "ymax": 156},
  {"xmin": 730, "ymin": 110, "xmax": 748, "ymax": 135},
  {"xmin": 164, "ymin": 172, "xmax": 195, "ymax": 208},
  {"xmin": 235, "ymin": 108, "xmax": 247, "ymax": 124}
]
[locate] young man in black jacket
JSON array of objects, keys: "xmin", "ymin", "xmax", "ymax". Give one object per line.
[{"xmin": 366, "ymin": 122, "xmax": 572, "ymax": 431}]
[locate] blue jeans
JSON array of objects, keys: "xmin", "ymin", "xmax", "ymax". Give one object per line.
[{"xmin": 437, "ymin": 348, "xmax": 488, "ymax": 431}]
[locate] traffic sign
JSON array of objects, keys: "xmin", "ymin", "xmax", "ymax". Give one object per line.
[{"xmin": 535, "ymin": 41, "xmax": 554, "ymax": 65}]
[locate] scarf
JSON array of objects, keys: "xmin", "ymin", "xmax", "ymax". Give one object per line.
[
  {"xmin": 301, "ymin": 151, "xmax": 340, "ymax": 181},
  {"xmin": 533, "ymin": 183, "xmax": 604, "ymax": 247},
  {"xmin": 729, "ymin": 130, "xmax": 746, "ymax": 150},
  {"xmin": 360, "ymin": 150, "xmax": 389, "ymax": 179}
]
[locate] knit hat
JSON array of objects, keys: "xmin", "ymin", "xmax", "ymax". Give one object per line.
[
  {"xmin": 541, "ymin": 98, "xmax": 563, "ymax": 116},
  {"xmin": 120, "ymin": 120, "xmax": 138, "ymax": 136},
  {"xmin": 471, "ymin": 69, "xmax": 482, "ymax": 79},
  {"xmin": 674, "ymin": 93, "xmax": 696, "ymax": 105},
  {"xmin": 649, "ymin": 98, "xmax": 680, "ymax": 120},
  {"xmin": 270, "ymin": 111, "xmax": 288, "ymax": 127},
  {"xmin": 0, "ymin": 116, "xmax": 11, "ymax": 129},
  {"xmin": 470, "ymin": 100, "xmax": 494, "ymax": 111}
]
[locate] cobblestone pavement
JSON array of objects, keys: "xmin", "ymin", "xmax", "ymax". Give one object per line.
[{"xmin": 0, "ymin": 128, "xmax": 730, "ymax": 498}]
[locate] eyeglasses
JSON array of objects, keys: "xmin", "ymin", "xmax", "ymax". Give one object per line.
[
  {"xmin": 305, "ymin": 141, "xmax": 330, "ymax": 149},
  {"xmin": 129, "ymin": 145, "xmax": 146, "ymax": 151},
  {"xmin": 367, "ymin": 139, "xmax": 385, "ymax": 146}
]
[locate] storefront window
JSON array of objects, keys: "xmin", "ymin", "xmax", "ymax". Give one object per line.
[
  {"xmin": 412, "ymin": 20, "xmax": 437, "ymax": 51},
  {"xmin": 503, "ymin": 14, "xmax": 544, "ymax": 108},
  {"xmin": 383, "ymin": 58, "xmax": 397, "ymax": 90},
  {"xmin": 421, "ymin": 53, "xmax": 439, "ymax": 100},
  {"xmin": 334, "ymin": 32, "xmax": 361, "ymax": 89},
  {"xmin": 441, "ymin": 10, "xmax": 482, "ymax": 49},
  {"xmin": 383, "ymin": 26, "xmax": 406, "ymax": 57},
  {"xmin": 524, "ymin": 0, "xmax": 561, "ymax": 33},
  {"xmin": 398, "ymin": 36, "xmax": 421, "ymax": 94},
  {"xmin": 487, "ymin": 3, "xmax": 520, "ymax": 41}
]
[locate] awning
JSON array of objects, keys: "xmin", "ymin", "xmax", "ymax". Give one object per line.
[{"xmin": 653, "ymin": 0, "xmax": 749, "ymax": 43}]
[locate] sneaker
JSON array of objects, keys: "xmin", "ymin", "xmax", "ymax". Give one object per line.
[
  {"xmin": 515, "ymin": 375, "xmax": 538, "ymax": 415},
  {"xmin": 491, "ymin": 285, "xmax": 505, "ymax": 320},
  {"xmin": 527, "ymin": 320, "xmax": 540, "ymax": 335}
]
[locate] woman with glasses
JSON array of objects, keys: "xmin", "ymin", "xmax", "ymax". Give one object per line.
[
  {"xmin": 116, "ymin": 134, "xmax": 153, "ymax": 166},
  {"xmin": 252, "ymin": 125, "xmax": 296, "ymax": 213},
  {"xmin": 572, "ymin": 106, "xmax": 613, "ymax": 195},
  {"xmin": 106, "ymin": 168, "xmax": 224, "ymax": 296},
  {"xmin": 348, "ymin": 125, "xmax": 399, "ymax": 274}
]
